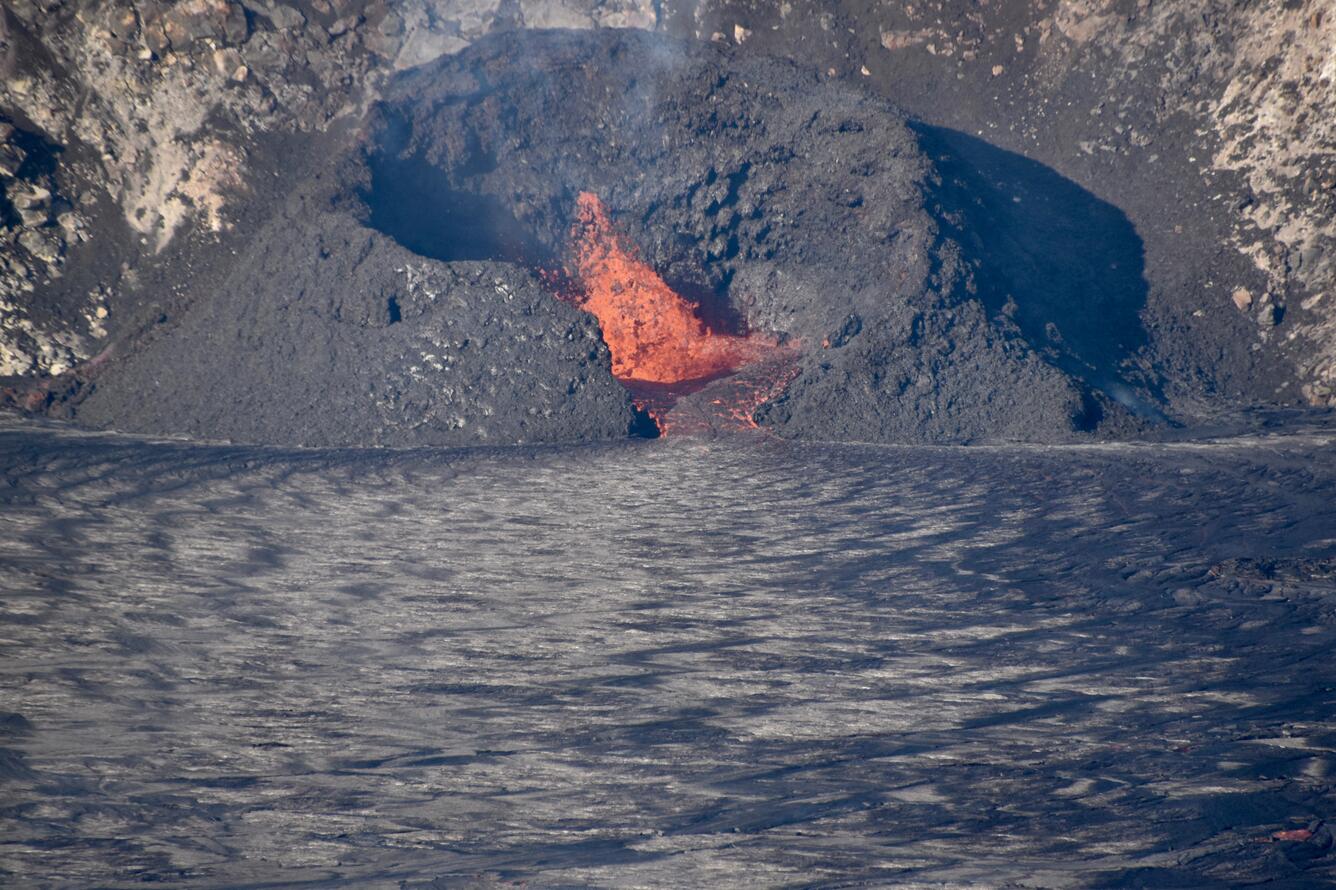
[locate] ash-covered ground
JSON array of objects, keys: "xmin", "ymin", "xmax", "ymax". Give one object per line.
[{"xmin": 2, "ymin": 416, "xmax": 1335, "ymax": 887}]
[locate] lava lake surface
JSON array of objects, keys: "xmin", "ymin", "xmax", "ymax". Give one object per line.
[{"xmin": 1, "ymin": 417, "xmax": 1335, "ymax": 887}]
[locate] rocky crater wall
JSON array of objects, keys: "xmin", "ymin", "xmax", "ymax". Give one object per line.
[
  {"xmin": 71, "ymin": 30, "xmax": 1150, "ymax": 446},
  {"xmin": 2, "ymin": 1, "xmax": 1331, "ymax": 445}
]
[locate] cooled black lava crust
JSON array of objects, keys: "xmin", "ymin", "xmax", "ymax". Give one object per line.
[{"xmin": 73, "ymin": 29, "xmax": 1159, "ymax": 447}]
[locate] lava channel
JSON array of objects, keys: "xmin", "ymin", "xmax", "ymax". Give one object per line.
[{"xmin": 562, "ymin": 192, "xmax": 796, "ymax": 433}]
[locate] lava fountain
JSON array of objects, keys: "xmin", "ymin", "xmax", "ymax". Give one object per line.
[{"xmin": 567, "ymin": 192, "xmax": 780, "ymax": 385}]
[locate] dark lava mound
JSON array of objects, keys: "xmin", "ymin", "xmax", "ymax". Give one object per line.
[{"xmin": 70, "ymin": 29, "xmax": 1161, "ymax": 447}]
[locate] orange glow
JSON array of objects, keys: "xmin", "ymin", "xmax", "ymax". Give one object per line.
[
  {"xmin": 710, "ymin": 361, "xmax": 802, "ymax": 430},
  {"xmin": 568, "ymin": 192, "xmax": 775, "ymax": 384}
]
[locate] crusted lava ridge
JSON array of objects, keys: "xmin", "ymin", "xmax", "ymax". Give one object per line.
[
  {"xmin": 64, "ymin": 29, "xmax": 1160, "ymax": 446},
  {"xmin": 365, "ymin": 28, "xmax": 1149, "ymax": 443},
  {"xmin": 70, "ymin": 200, "xmax": 644, "ymax": 448}
]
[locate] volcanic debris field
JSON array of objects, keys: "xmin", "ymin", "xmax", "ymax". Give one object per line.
[
  {"xmin": 2, "ymin": 22, "xmax": 1336, "ymax": 890},
  {"xmin": 23, "ymin": 30, "xmax": 1184, "ymax": 446}
]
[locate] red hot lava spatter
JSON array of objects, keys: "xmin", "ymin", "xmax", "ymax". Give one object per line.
[{"xmin": 563, "ymin": 192, "xmax": 798, "ymax": 433}]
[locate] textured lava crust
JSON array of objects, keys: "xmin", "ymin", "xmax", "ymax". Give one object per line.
[
  {"xmin": 72, "ymin": 29, "xmax": 1154, "ymax": 446},
  {"xmin": 74, "ymin": 205, "xmax": 642, "ymax": 448}
]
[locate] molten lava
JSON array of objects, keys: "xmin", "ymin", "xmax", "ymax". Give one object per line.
[
  {"xmin": 568, "ymin": 192, "xmax": 774, "ymax": 384},
  {"xmin": 558, "ymin": 191, "xmax": 801, "ymax": 435}
]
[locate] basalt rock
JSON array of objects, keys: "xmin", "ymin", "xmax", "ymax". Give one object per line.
[
  {"xmin": 73, "ymin": 202, "xmax": 645, "ymax": 447},
  {"xmin": 66, "ymin": 28, "xmax": 1151, "ymax": 446},
  {"xmin": 361, "ymin": 29, "xmax": 1137, "ymax": 443},
  {"xmin": 5, "ymin": 0, "xmax": 1336, "ymax": 431}
]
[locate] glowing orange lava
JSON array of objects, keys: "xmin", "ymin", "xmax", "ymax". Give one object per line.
[{"xmin": 568, "ymin": 192, "xmax": 774, "ymax": 384}]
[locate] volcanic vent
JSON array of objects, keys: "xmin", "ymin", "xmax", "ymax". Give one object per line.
[
  {"xmin": 357, "ymin": 28, "xmax": 1141, "ymax": 443},
  {"xmin": 566, "ymin": 192, "xmax": 776, "ymax": 387},
  {"xmin": 558, "ymin": 192, "xmax": 802, "ymax": 433},
  {"xmin": 72, "ymin": 29, "xmax": 1152, "ymax": 448}
]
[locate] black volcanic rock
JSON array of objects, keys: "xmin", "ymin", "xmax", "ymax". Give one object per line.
[
  {"xmin": 74, "ymin": 205, "xmax": 642, "ymax": 448},
  {"xmin": 5, "ymin": 2, "xmax": 1332, "ymax": 424},
  {"xmin": 67, "ymin": 29, "xmax": 1150, "ymax": 446},
  {"xmin": 364, "ymin": 29, "xmax": 1134, "ymax": 443}
]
